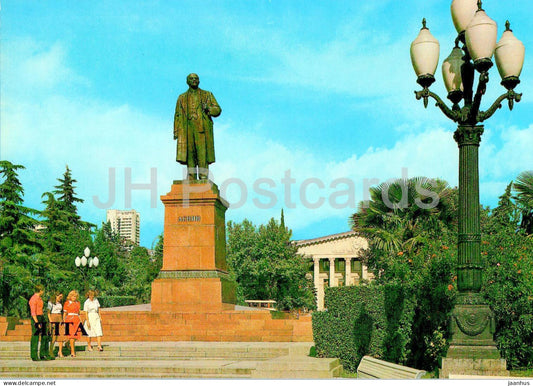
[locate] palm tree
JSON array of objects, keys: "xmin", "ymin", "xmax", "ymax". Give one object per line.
[
  {"xmin": 513, "ymin": 170, "xmax": 533, "ymax": 235},
  {"xmin": 350, "ymin": 177, "xmax": 457, "ymax": 254}
]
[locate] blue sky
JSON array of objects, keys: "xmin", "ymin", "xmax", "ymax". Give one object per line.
[{"xmin": 2, "ymin": 0, "xmax": 533, "ymax": 248}]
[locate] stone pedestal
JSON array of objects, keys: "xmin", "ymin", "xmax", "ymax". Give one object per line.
[
  {"xmin": 151, "ymin": 180, "xmax": 236, "ymax": 312},
  {"xmin": 440, "ymin": 296, "xmax": 509, "ymax": 378}
]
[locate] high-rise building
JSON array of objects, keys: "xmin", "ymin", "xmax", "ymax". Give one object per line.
[{"xmin": 106, "ymin": 209, "xmax": 140, "ymax": 246}]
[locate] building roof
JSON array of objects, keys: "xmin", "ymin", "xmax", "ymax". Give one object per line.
[{"xmin": 293, "ymin": 230, "xmax": 359, "ymax": 247}]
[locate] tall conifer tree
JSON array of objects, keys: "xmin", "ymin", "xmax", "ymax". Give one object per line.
[{"xmin": 53, "ymin": 165, "xmax": 84, "ymax": 226}]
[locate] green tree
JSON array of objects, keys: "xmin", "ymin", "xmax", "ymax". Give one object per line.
[
  {"xmin": 351, "ymin": 177, "xmax": 456, "ymax": 256},
  {"xmin": 350, "ymin": 177, "xmax": 458, "ymax": 370},
  {"xmin": 0, "ymin": 161, "xmax": 42, "ymax": 316},
  {"xmin": 0, "ymin": 161, "xmax": 41, "ymax": 253},
  {"xmin": 148, "ymin": 233, "xmax": 164, "ymax": 281},
  {"xmin": 226, "ymin": 216, "xmax": 315, "ymax": 311},
  {"xmin": 53, "ymin": 165, "xmax": 84, "ymax": 227},
  {"xmin": 351, "ymin": 177, "xmax": 457, "ymax": 283},
  {"xmin": 513, "ymin": 170, "xmax": 533, "ymax": 235},
  {"xmin": 92, "ymin": 222, "xmax": 127, "ymax": 289},
  {"xmin": 481, "ymin": 173, "xmax": 533, "ymax": 368},
  {"xmin": 481, "ymin": 229, "xmax": 533, "ymax": 369},
  {"xmin": 40, "ymin": 192, "xmax": 72, "ymax": 252},
  {"xmin": 488, "ymin": 182, "xmax": 520, "ymax": 233}
]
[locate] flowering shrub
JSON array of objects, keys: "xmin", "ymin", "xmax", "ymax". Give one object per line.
[{"xmin": 482, "ymin": 228, "xmax": 533, "ymax": 369}]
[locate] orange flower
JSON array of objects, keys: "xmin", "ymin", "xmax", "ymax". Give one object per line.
[
  {"xmin": 482, "ymin": 240, "xmax": 489, "ymax": 245},
  {"xmin": 397, "ymin": 251, "xmax": 404, "ymax": 256},
  {"xmin": 442, "ymin": 245, "xmax": 449, "ymax": 250},
  {"xmin": 518, "ymin": 270, "xmax": 522, "ymax": 274},
  {"xmin": 448, "ymin": 284, "xmax": 453, "ymax": 291},
  {"xmin": 408, "ymin": 259, "xmax": 412, "ymax": 263},
  {"xmin": 431, "ymin": 254, "xmax": 437, "ymax": 258}
]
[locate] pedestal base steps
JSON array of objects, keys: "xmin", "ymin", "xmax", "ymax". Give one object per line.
[
  {"xmin": 0, "ymin": 341, "xmax": 341, "ymax": 379},
  {"xmin": 440, "ymin": 357, "xmax": 510, "ymax": 378},
  {"xmin": 0, "ymin": 311, "xmax": 313, "ymax": 342}
]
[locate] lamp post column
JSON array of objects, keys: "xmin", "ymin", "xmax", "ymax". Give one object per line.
[
  {"xmin": 454, "ymin": 125, "xmax": 484, "ymax": 295},
  {"xmin": 410, "ymin": 2, "xmax": 524, "ymax": 377},
  {"xmin": 445, "ymin": 124, "xmax": 500, "ymax": 362}
]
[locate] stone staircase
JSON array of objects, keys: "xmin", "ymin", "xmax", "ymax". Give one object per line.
[{"xmin": 0, "ymin": 341, "xmax": 342, "ymax": 378}]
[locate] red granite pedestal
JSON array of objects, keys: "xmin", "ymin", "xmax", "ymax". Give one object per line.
[{"xmin": 151, "ymin": 181, "xmax": 236, "ymax": 312}]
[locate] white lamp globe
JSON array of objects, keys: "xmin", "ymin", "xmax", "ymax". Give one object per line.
[
  {"xmin": 451, "ymin": 0, "xmax": 478, "ymax": 33},
  {"xmin": 410, "ymin": 19, "xmax": 440, "ymax": 87},
  {"xmin": 81, "ymin": 256, "xmax": 88, "ymax": 267},
  {"xmin": 75, "ymin": 256, "xmax": 81, "ymax": 267},
  {"xmin": 84, "ymin": 247, "xmax": 90, "ymax": 258},
  {"xmin": 93, "ymin": 257, "xmax": 99, "ymax": 267},
  {"xmin": 89, "ymin": 258, "xmax": 93, "ymax": 268},
  {"xmin": 442, "ymin": 46, "xmax": 465, "ymax": 103},
  {"xmin": 465, "ymin": 2, "xmax": 497, "ymax": 72},
  {"xmin": 495, "ymin": 21, "xmax": 525, "ymax": 89}
]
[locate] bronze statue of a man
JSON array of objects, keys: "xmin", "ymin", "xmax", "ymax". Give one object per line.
[{"xmin": 174, "ymin": 73, "xmax": 221, "ymax": 180}]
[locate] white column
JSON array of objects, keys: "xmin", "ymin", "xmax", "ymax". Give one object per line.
[
  {"xmin": 345, "ymin": 257, "xmax": 352, "ymax": 286},
  {"xmin": 313, "ymin": 257, "xmax": 320, "ymax": 293},
  {"xmin": 328, "ymin": 257, "xmax": 336, "ymax": 287},
  {"xmin": 362, "ymin": 262, "xmax": 368, "ymax": 281},
  {"xmin": 313, "ymin": 257, "xmax": 323, "ymax": 310}
]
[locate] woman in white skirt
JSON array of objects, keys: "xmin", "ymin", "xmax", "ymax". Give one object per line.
[{"xmin": 83, "ymin": 290, "xmax": 103, "ymax": 351}]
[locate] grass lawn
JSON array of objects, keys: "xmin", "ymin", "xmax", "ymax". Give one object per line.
[{"xmin": 510, "ymin": 369, "xmax": 533, "ymax": 378}]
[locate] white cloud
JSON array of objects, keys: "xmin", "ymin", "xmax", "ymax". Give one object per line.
[{"xmin": 2, "ymin": 39, "xmax": 89, "ymax": 95}]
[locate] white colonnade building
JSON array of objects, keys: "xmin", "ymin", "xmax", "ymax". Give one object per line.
[{"xmin": 294, "ymin": 231, "xmax": 373, "ymax": 311}]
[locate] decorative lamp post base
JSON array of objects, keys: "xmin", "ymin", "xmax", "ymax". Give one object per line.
[
  {"xmin": 440, "ymin": 293, "xmax": 509, "ymax": 378},
  {"xmin": 440, "ymin": 357, "xmax": 509, "ymax": 378}
]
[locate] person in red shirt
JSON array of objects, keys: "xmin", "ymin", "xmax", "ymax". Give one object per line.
[
  {"xmin": 29, "ymin": 284, "xmax": 53, "ymax": 361},
  {"xmin": 63, "ymin": 290, "xmax": 83, "ymax": 357}
]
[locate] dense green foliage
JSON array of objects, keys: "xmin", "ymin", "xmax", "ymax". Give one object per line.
[
  {"xmin": 513, "ymin": 171, "xmax": 533, "ymax": 235},
  {"xmin": 226, "ymin": 215, "xmax": 315, "ymax": 311},
  {"xmin": 330, "ymin": 174, "xmax": 533, "ymax": 371},
  {"xmin": 481, "ymin": 177, "xmax": 533, "ymax": 369},
  {"xmin": 313, "ymin": 284, "xmax": 416, "ymax": 372},
  {"xmin": 0, "ymin": 161, "xmax": 162, "ymax": 317}
]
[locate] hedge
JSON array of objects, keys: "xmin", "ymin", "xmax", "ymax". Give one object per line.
[{"xmin": 312, "ymin": 284, "xmax": 415, "ymax": 372}]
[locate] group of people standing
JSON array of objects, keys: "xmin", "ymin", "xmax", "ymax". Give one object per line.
[{"xmin": 29, "ymin": 284, "xmax": 104, "ymax": 361}]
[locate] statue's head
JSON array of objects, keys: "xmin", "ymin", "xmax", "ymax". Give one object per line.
[{"xmin": 186, "ymin": 73, "xmax": 200, "ymax": 89}]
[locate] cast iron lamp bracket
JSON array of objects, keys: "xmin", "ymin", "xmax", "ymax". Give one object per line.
[
  {"xmin": 415, "ymin": 62, "xmax": 521, "ymax": 126},
  {"xmin": 413, "ymin": 3, "xmax": 523, "ymax": 126}
]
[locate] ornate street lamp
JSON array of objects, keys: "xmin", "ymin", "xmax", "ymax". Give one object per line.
[
  {"xmin": 75, "ymin": 247, "xmax": 99, "ymax": 290},
  {"xmin": 410, "ymin": 0, "xmax": 524, "ymax": 377}
]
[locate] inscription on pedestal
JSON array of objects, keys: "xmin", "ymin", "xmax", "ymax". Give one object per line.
[{"xmin": 178, "ymin": 215, "xmax": 201, "ymax": 222}]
